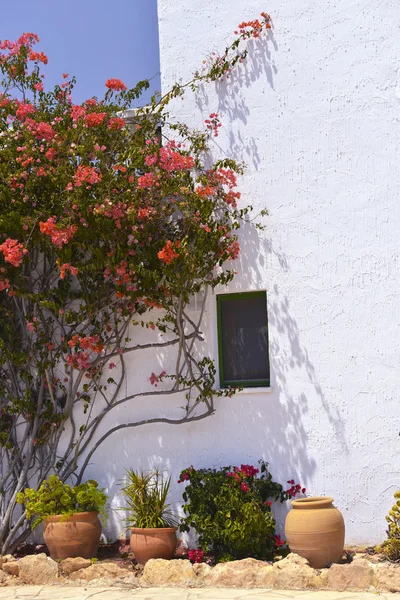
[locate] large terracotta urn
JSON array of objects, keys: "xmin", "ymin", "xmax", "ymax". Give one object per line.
[
  {"xmin": 284, "ymin": 496, "xmax": 345, "ymax": 568},
  {"xmin": 43, "ymin": 511, "xmax": 101, "ymax": 560},
  {"xmin": 130, "ymin": 527, "xmax": 177, "ymax": 565}
]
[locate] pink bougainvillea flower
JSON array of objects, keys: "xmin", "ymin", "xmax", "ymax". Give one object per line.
[
  {"xmin": 29, "ymin": 50, "xmax": 48, "ymax": 64},
  {"xmin": 24, "ymin": 119, "xmax": 56, "ymax": 141},
  {"xmin": 85, "ymin": 112, "xmax": 107, "ymax": 127},
  {"xmin": 137, "ymin": 172, "xmax": 158, "ymax": 189},
  {"xmin": 0, "ymin": 278, "xmax": 11, "ymax": 292},
  {"xmin": 149, "ymin": 370, "xmax": 167, "ymax": 386},
  {"xmin": 40, "ymin": 217, "xmax": 78, "ymax": 248},
  {"xmin": 70, "ymin": 105, "xmax": 86, "ymax": 122},
  {"xmin": 73, "ymin": 164, "xmax": 102, "ymax": 187},
  {"xmin": 157, "ymin": 240, "xmax": 180, "ymax": 265},
  {"xmin": 15, "ymin": 102, "xmax": 36, "ymax": 120},
  {"xmin": 59, "ymin": 263, "xmax": 79, "ymax": 280},
  {"xmin": 0, "ymin": 238, "xmax": 28, "ymax": 267},
  {"xmin": 105, "ymin": 78, "xmax": 127, "ymax": 91},
  {"xmin": 45, "ymin": 147, "xmax": 57, "ymax": 161},
  {"xmin": 107, "ymin": 117, "xmax": 125, "ymax": 130},
  {"xmin": 226, "ymin": 240, "xmax": 240, "ymax": 260}
]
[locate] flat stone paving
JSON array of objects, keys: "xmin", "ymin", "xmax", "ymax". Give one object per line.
[{"xmin": 0, "ymin": 588, "xmax": 399, "ymax": 600}]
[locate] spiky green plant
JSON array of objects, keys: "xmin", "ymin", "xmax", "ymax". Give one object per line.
[{"xmin": 120, "ymin": 469, "xmax": 177, "ymax": 529}]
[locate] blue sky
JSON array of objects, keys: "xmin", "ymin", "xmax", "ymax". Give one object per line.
[{"xmin": 1, "ymin": 0, "xmax": 160, "ymax": 104}]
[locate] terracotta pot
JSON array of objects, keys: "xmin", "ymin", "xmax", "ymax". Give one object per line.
[
  {"xmin": 284, "ymin": 496, "xmax": 345, "ymax": 568},
  {"xmin": 43, "ymin": 511, "xmax": 101, "ymax": 560},
  {"xmin": 130, "ymin": 526, "xmax": 177, "ymax": 564}
]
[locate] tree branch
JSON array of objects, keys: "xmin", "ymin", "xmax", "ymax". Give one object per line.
[{"xmin": 77, "ymin": 405, "xmax": 215, "ymax": 482}]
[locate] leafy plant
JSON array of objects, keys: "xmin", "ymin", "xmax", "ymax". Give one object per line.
[
  {"xmin": 120, "ymin": 469, "xmax": 177, "ymax": 529},
  {"xmin": 16, "ymin": 475, "xmax": 108, "ymax": 529},
  {"xmin": 179, "ymin": 461, "xmax": 305, "ymax": 561},
  {"xmin": 376, "ymin": 490, "xmax": 400, "ymax": 562}
]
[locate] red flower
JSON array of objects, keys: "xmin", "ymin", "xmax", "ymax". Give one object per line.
[
  {"xmin": 108, "ymin": 117, "xmax": 125, "ymax": 130},
  {"xmin": 240, "ymin": 464, "xmax": 259, "ymax": 478},
  {"xmin": 105, "ymin": 78, "xmax": 127, "ymax": 91},
  {"xmin": 188, "ymin": 548, "xmax": 204, "ymax": 564},
  {"xmin": 70, "ymin": 105, "xmax": 86, "ymax": 122},
  {"xmin": 285, "ymin": 480, "xmax": 306, "ymax": 498},
  {"xmin": 73, "ymin": 164, "xmax": 102, "ymax": 187},
  {"xmin": 226, "ymin": 240, "xmax": 240, "ymax": 260},
  {"xmin": 15, "ymin": 102, "xmax": 35, "ymax": 120},
  {"xmin": 0, "ymin": 238, "xmax": 28, "ymax": 267},
  {"xmin": 274, "ymin": 534, "xmax": 285, "ymax": 548},
  {"xmin": 85, "ymin": 112, "xmax": 107, "ymax": 127},
  {"xmin": 40, "ymin": 218, "xmax": 78, "ymax": 248},
  {"xmin": 59, "ymin": 263, "xmax": 79, "ymax": 280},
  {"xmin": 45, "ymin": 147, "xmax": 57, "ymax": 161},
  {"xmin": 29, "ymin": 51, "xmax": 48, "ymax": 64},
  {"xmin": 240, "ymin": 482, "xmax": 249, "ymax": 493},
  {"xmin": 137, "ymin": 172, "xmax": 158, "ymax": 189},
  {"xmin": 157, "ymin": 240, "xmax": 180, "ymax": 265}
]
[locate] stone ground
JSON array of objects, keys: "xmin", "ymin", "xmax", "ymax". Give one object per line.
[{"xmin": 0, "ymin": 588, "xmax": 399, "ymax": 600}]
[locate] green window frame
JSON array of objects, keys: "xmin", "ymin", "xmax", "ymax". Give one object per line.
[{"xmin": 216, "ymin": 291, "xmax": 270, "ymax": 388}]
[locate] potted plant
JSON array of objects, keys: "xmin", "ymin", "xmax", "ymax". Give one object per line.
[
  {"xmin": 120, "ymin": 468, "xmax": 177, "ymax": 564},
  {"xmin": 16, "ymin": 475, "xmax": 107, "ymax": 560}
]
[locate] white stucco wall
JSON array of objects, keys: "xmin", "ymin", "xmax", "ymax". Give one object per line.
[{"xmin": 74, "ymin": 0, "xmax": 400, "ymax": 546}]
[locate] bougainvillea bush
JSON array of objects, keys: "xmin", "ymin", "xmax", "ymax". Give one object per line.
[
  {"xmin": 0, "ymin": 16, "xmax": 271, "ymax": 553},
  {"xmin": 179, "ymin": 461, "xmax": 305, "ymax": 562}
]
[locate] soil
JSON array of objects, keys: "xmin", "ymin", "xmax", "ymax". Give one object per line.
[{"xmin": 13, "ymin": 537, "xmax": 189, "ymax": 563}]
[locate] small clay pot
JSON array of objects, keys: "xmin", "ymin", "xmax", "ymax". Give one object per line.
[
  {"xmin": 284, "ymin": 496, "xmax": 345, "ymax": 568},
  {"xmin": 43, "ymin": 511, "xmax": 101, "ymax": 560},
  {"xmin": 130, "ymin": 526, "xmax": 177, "ymax": 565}
]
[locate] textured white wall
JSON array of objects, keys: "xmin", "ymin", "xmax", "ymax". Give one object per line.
[{"xmin": 75, "ymin": 0, "xmax": 400, "ymax": 546}]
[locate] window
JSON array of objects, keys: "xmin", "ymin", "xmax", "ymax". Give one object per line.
[{"xmin": 217, "ymin": 291, "xmax": 270, "ymax": 388}]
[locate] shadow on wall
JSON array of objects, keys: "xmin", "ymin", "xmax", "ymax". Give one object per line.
[
  {"xmin": 238, "ymin": 217, "xmax": 348, "ymax": 454},
  {"xmin": 195, "ymin": 30, "xmax": 278, "ymax": 170},
  {"xmin": 268, "ymin": 282, "xmax": 349, "ymax": 457}
]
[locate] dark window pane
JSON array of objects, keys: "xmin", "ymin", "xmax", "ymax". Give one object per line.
[{"xmin": 218, "ymin": 292, "xmax": 269, "ymax": 386}]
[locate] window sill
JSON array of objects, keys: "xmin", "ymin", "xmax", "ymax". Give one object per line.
[{"xmin": 217, "ymin": 386, "xmax": 273, "ymax": 395}]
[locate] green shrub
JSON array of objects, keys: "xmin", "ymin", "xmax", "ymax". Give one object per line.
[
  {"xmin": 377, "ymin": 490, "xmax": 400, "ymax": 562},
  {"xmin": 120, "ymin": 468, "xmax": 177, "ymax": 529},
  {"xmin": 179, "ymin": 461, "xmax": 305, "ymax": 561},
  {"xmin": 16, "ymin": 475, "xmax": 108, "ymax": 529}
]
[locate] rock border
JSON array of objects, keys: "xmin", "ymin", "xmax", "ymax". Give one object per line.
[{"xmin": 0, "ymin": 552, "xmax": 399, "ymax": 592}]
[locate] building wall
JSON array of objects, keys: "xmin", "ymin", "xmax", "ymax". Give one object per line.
[{"xmin": 79, "ymin": 0, "xmax": 399, "ymax": 545}]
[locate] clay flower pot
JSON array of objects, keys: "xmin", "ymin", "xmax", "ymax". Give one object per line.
[
  {"xmin": 130, "ymin": 526, "xmax": 177, "ymax": 564},
  {"xmin": 284, "ymin": 496, "xmax": 345, "ymax": 568},
  {"xmin": 43, "ymin": 510, "xmax": 101, "ymax": 560}
]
